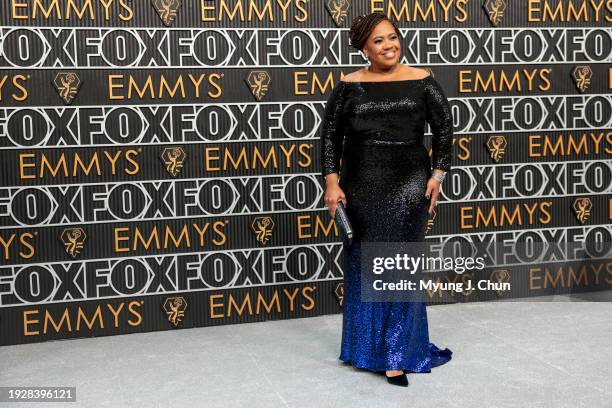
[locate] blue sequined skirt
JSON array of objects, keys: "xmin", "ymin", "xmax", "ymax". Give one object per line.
[
  {"xmin": 339, "ymin": 240, "xmax": 452, "ymax": 372},
  {"xmin": 338, "ymin": 143, "xmax": 452, "ymax": 372}
]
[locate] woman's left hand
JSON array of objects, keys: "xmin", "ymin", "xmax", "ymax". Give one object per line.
[{"xmin": 425, "ymin": 177, "xmax": 441, "ymax": 214}]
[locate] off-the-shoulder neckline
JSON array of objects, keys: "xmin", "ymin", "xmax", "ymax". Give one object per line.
[{"xmin": 339, "ymin": 74, "xmax": 431, "ymax": 84}]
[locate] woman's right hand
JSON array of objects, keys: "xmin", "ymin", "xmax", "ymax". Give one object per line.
[{"xmin": 324, "ymin": 180, "xmax": 347, "ymax": 218}]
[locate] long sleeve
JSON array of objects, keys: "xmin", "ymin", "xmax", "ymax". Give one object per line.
[
  {"xmin": 424, "ymin": 77, "xmax": 453, "ymax": 172},
  {"xmin": 320, "ymin": 81, "xmax": 347, "ymax": 178}
]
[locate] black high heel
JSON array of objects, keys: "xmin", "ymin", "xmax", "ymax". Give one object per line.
[{"xmin": 385, "ymin": 372, "xmax": 409, "ymax": 387}]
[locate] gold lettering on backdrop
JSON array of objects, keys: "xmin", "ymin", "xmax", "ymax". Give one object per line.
[
  {"xmin": 302, "ymin": 286, "xmax": 316, "ymax": 311},
  {"xmin": 246, "ymin": 71, "xmax": 271, "ymax": 101},
  {"xmin": 294, "ymin": 72, "xmax": 350, "ymax": 95},
  {"xmin": 59, "ymin": 227, "xmax": 86, "ymax": 258},
  {"xmin": 160, "ymin": 147, "xmax": 187, "ymax": 177},
  {"xmin": 251, "ymin": 216, "xmax": 274, "ymax": 245},
  {"xmin": 455, "ymin": 136, "xmax": 471, "ymax": 161},
  {"xmin": 483, "ymin": 0, "xmax": 507, "ymax": 26},
  {"xmin": 325, "ymin": 0, "xmax": 350, "ymax": 26},
  {"xmin": 0, "ymin": 75, "xmax": 28, "ymax": 101},
  {"xmin": 370, "ymin": 0, "xmax": 469, "ymax": 23},
  {"xmin": 44, "ymin": 309, "xmax": 72, "ymax": 333},
  {"xmin": 23, "ymin": 310, "xmax": 40, "ymax": 336},
  {"xmin": 199, "ymin": 0, "xmax": 309, "ymax": 22},
  {"xmin": 256, "ymin": 291, "xmax": 281, "ymax": 314},
  {"xmin": 76, "ymin": 306, "xmax": 104, "ymax": 330},
  {"xmin": 23, "ymin": 301, "xmax": 144, "ymax": 336},
  {"xmin": 530, "ymin": 263, "xmax": 612, "ymax": 290},
  {"xmin": 486, "ymin": 136, "xmax": 507, "ymax": 162},
  {"xmin": 528, "ymin": 132, "xmax": 612, "ymax": 157},
  {"xmin": 0, "ymin": 232, "xmax": 35, "ymax": 260},
  {"xmin": 460, "ymin": 202, "xmax": 553, "ymax": 229},
  {"xmin": 571, "ymin": 66, "xmax": 593, "ymax": 93},
  {"xmin": 162, "ymin": 297, "xmax": 188, "ymax": 327},
  {"xmin": 572, "ymin": 198, "xmax": 592, "ymax": 224},
  {"xmin": 209, "ymin": 286, "xmax": 316, "ymax": 318},
  {"xmin": 151, "ymin": 0, "xmax": 182, "ymax": 26},
  {"xmin": 296, "ymin": 215, "xmax": 338, "ymax": 239},
  {"xmin": 20, "ymin": 0, "xmax": 61, "ymax": 19},
  {"xmin": 10, "ymin": 0, "xmax": 134, "ymax": 20},
  {"xmin": 114, "ymin": 222, "xmax": 227, "ymax": 253},
  {"xmin": 283, "ymin": 288, "xmax": 301, "ymax": 311},
  {"xmin": 203, "ymin": 144, "xmax": 313, "ymax": 172},
  {"xmin": 459, "ymin": 69, "xmax": 552, "ymax": 93},
  {"xmin": 528, "ymin": 0, "xmax": 612, "ymax": 22},
  {"xmin": 107, "ymin": 74, "xmax": 221, "ymax": 100},
  {"xmin": 19, "ymin": 150, "xmax": 141, "ymax": 180},
  {"xmin": 53, "ymin": 72, "xmax": 81, "ymax": 104}
]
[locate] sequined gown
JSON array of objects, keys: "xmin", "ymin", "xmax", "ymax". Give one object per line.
[{"xmin": 320, "ymin": 75, "xmax": 453, "ymax": 372}]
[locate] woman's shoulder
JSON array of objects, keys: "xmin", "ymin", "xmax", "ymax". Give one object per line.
[
  {"xmin": 406, "ymin": 67, "xmax": 431, "ymax": 80},
  {"xmin": 340, "ymin": 65, "xmax": 431, "ymax": 83},
  {"xmin": 340, "ymin": 69, "xmax": 367, "ymax": 83}
]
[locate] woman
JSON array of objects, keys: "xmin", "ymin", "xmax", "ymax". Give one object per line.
[{"xmin": 320, "ymin": 13, "xmax": 453, "ymax": 387}]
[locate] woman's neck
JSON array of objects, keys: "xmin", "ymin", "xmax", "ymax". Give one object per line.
[{"xmin": 366, "ymin": 64, "xmax": 401, "ymax": 76}]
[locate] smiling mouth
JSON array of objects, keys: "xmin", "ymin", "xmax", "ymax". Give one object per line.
[{"xmin": 383, "ymin": 51, "xmax": 396, "ymax": 58}]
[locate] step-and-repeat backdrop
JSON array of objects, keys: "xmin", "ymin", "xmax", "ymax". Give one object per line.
[{"xmin": 0, "ymin": 0, "xmax": 610, "ymax": 345}]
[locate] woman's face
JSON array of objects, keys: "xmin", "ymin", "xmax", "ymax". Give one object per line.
[{"xmin": 362, "ymin": 20, "xmax": 401, "ymax": 69}]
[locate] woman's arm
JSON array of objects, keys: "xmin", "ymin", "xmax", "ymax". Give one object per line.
[
  {"xmin": 423, "ymin": 77, "xmax": 453, "ymax": 213},
  {"xmin": 320, "ymin": 82, "xmax": 347, "ymax": 180},
  {"xmin": 320, "ymin": 82, "xmax": 348, "ymax": 216},
  {"xmin": 424, "ymin": 77, "xmax": 453, "ymax": 174}
]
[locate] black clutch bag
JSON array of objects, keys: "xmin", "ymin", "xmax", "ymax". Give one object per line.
[{"xmin": 334, "ymin": 201, "xmax": 353, "ymax": 245}]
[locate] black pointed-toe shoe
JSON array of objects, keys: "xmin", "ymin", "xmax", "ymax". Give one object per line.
[{"xmin": 385, "ymin": 372, "xmax": 409, "ymax": 387}]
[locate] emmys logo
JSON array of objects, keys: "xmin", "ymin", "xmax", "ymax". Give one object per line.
[
  {"xmin": 334, "ymin": 282, "xmax": 344, "ymax": 307},
  {"xmin": 162, "ymin": 296, "xmax": 188, "ymax": 327},
  {"xmin": 251, "ymin": 216, "xmax": 274, "ymax": 245},
  {"xmin": 245, "ymin": 71, "xmax": 271, "ymax": 101},
  {"xmin": 53, "ymin": 72, "xmax": 81, "ymax": 104},
  {"xmin": 483, "ymin": 0, "xmax": 507, "ymax": 26},
  {"xmin": 572, "ymin": 66, "xmax": 592, "ymax": 93},
  {"xmin": 160, "ymin": 147, "xmax": 187, "ymax": 177},
  {"xmin": 325, "ymin": 0, "xmax": 350, "ymax": 27},
  {"xmin": 59, "ymin": 227, "xmax": 86, "ymax": 258},
  {"xmin": 486, "ymin": 136, "xmax": 507, "ymax": 162},
  {"xmin": 425, "ymin": 208, "xmax": 436, "ymax": 234},
  {"xmin": 490, "ymin": 270, "xmax": 510, "ymax": 296},
  {"xmin": 152, "ymin": 0, "xmax": 182, "ymax": 26},
  {"xmin": 572, "ymin": 197, "xmax": 592, "ymax": 224}
]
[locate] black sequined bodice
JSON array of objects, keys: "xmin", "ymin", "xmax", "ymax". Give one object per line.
[{"xmin": 321, "ymin": 76, "xmax": 453, "ymax": 182}]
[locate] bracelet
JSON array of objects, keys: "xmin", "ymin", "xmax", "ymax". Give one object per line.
[{"xmin": 431, "ymin": 171, "xmax": 446, "ymax": 183}]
